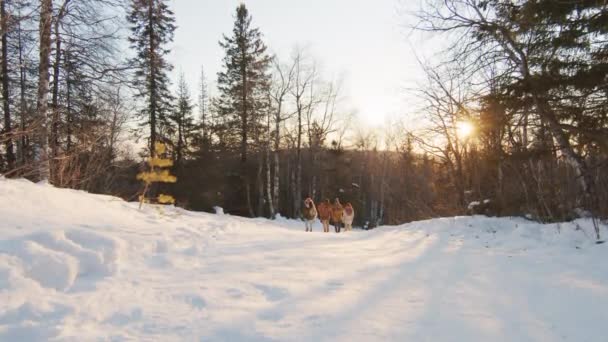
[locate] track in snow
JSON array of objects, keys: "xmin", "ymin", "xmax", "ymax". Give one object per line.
[{"xmin": 0, "ymin": 179, "xmax": 607, "ymax": 341}]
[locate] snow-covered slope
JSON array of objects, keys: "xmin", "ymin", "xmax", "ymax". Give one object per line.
[{"xmin": 0, "ymin": 178, "xmax": 607, "ymax": 341}]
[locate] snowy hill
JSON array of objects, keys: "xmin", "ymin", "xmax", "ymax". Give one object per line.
[{"xmin": 0, "ymin": 178, "xmax": 607, "ymax": 341}]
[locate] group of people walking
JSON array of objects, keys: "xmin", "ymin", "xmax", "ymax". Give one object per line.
[{"xmin": 302, "ymin": 198, "xmax": 354, "ymax": 233}]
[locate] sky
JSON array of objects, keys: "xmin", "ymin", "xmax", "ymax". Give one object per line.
[{"xmin": 169, "ymin": 0, "xmax": 430, "ymax": 127}]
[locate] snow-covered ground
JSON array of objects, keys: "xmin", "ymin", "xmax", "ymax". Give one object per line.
[{"xmin": 0, "ymin": 178, "xmax": 607, "ymax": 341}]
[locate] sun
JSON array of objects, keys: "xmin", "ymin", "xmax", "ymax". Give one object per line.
[{"xmin": 456, "ymin": 120, "xmax": 474, "ymax": 139}]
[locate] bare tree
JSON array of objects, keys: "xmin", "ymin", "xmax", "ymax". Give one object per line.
[
  {"xmin": 413, "ymin": 62, "xmax": 477, "ymax": 208},
  {"xmin": 415, "ymin": 0, "xmax": 607, "ymax": 238},
  {"xmin": 268, "ymin": 56, "xmax": 296, "ymax": 217},
  {"xmin": 1, "ymin": 0, "xmax": 15, "ymax": 171},
  {"xmin": 34, "ymin": 0, "xmax": 53, "ymax": 180},
  {"xmin": 289, "ymin": 48, "xmax": 316, "ymax": 216},
  {"xmin": 306, "ymin": 79, "xmax": 341, "ymax": 199},
  {"xmin": 49, "ymin": 0, "xmax": 71, "ymax": 182}
]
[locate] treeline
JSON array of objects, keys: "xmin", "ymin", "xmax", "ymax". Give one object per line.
[
  {"xmin": 412, "ymin": 0, "xmax": 608, "ymax": 236},
  {"xmin": 0, "ymin": 1, "xmax": 606, "ymax": 233},
  {"xmin": 0, "ymin": 0, "xmax": 128, "ymax": 188}
]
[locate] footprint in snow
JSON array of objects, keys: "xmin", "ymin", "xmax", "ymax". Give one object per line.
[
  {"xmin": 325, "ymin": 280, "xmax": 344, "ymax": 291},
  {"xmin": 258, "ymin": 310, "xmax": 284, "ymax": 322},
  {"xmin": 104, "ymin": 308, "xmax": 143, "ymax": 326},
  {"xmin": 184, "ymin": 294, "xmax": 206, "ymax": 309},
  {"xmin": 254, "ymin": 284, "xmax": 288, "ymax": 302},
  {"xmin": 226, "ymin": 288, "xmax": 244, "ymax": 299}
]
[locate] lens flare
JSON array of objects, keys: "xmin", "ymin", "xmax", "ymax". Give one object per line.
[{"xmin": 457, "ymin": 120, "xmax": 474, "ymax": 139}]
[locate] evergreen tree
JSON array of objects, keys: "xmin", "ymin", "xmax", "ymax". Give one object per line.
[
  {"xmin": 127, "ymin": 0, "xmax": 176, "ymax": 154},
  {"xmin": 216, "ymin": 4, "xmax": 271, "ymax": 216},
  {"xmin": 217, "ymin": 4, "xmax": 271, "ymax": 163},
  {"xmin": 170, "ymin": 73, "xmax": 195, "ymax": 168}
]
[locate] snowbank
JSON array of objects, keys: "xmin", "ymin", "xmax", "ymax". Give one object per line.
[{"xmin": 0, "ymin": 178, "xmax": 606, "ymax": 341}]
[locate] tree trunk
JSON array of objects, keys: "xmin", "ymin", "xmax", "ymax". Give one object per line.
[
  {"xmin": 533, "ymin": 95, "xmax": 599, "ymax": 238},
  {"xmin": 266, "ymin": 142, "xmax": 274, "ymax": 218},
  {"xmin": 256, "ymin": 152, "xmax": 264, "ymax": 217},
  {"xmin": 35, "ymin": 0, "xmax": 53, "ymax": 181},
  {"xmin": 518, "ymin": 51, "xmax": 599, "ymax": 237},
  {"xmin": 176, "ymin": 116, "xmax": 183, "ymax": 166},
  {"xmin": 311, "ymin": 148, "xmax": 320, "ymax": 201},
  {"xmin": 264, "ymin": 112, "xmax": 274, "ymax": 218},
  {"xmin": 379, "ymin": 152, "xmax": 388, "ymax": 226},
  {"xmin": 65, "ymin": 52, "xmax": 72, "ymax": 152},
  {"xmin": 147, "ymin": 0, "xmax": 157, "ymax": 154},
  {"xmin": 1, "ymin": 0, "xmax": 15, "ymax": 172},
  {"xmin": 285, "ymin": 150, "xmax": 291, "ymax": 215},
  {"xmin": 271, "ymin": 103, "xmax": 282, "ymax": 217},
  {"xmin": 272, "ymin": 150, "xmax": 280, "ymax": 215},
  {"xmin": 50, "ymin": 17, "xmax": 62, "ymax": 183},
  {"xmin": 48, "ymin": 0, "xmax": 71, "ymax": 183},
  {"xmin": 17, "ymin": 12, "xmax": 26, "ymax": 167},
  {"xmin": 294, "ymin": 106, "xmax": 302, "ymax": 217},
  {"xmin": 245, "ymin": 179, "xmax": 254, "ymax": 218},
  {"xmin": 199, "ymin": 67, "xmax": 208, "ymax": 151},
  {"xmin": 535, "ymin": 96, "xmax": 591, "ymax": 193},
  {"xmin": 291, "ymin": 156, "xmax": 297, "ymax": 217}
]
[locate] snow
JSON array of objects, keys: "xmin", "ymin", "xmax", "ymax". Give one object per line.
[
  {"xmin": 0, "ymin": 178, "xmax": 607, "ymax": 341},
  {"xmin": 468, "ymin": 201, "xmax": 481, "ymax": 210}
]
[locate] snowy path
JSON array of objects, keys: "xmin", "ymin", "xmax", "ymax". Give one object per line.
[{"xmin": 0, "ymin": 179, "xmax": 607, "ymax": 341}]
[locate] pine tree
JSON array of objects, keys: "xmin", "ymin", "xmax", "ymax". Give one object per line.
[
  {"xmin": 137, "ymin": 142, "xmax": 177, "ymax": 208},
  {"xmin": 127, "ymin": 0, "xmax": 176, "ymax": 154},
  {"xmin": 217, "ymin": 4, "xmax": 271, "ymax": 216},
  {"xmin": 217, "ymin": 3, "xmax": 271, "ymax": 163},
  {"xmin": 170, "ymin": 73, "xmax": 195, "ymax": 168}
]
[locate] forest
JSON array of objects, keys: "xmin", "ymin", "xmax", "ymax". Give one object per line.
[{"xmin": 0, "ymin": 0, "xmax": 606, "ymax": 234}]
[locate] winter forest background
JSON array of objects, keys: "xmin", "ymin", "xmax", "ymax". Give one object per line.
[{"xmin": 0, "ymin": 0, "xmax": 606, "ymax": 232}]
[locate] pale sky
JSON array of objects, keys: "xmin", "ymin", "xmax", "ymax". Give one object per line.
[{"xmin": 169, "ymin": 0, "xmax": 430, "ymax": 127}]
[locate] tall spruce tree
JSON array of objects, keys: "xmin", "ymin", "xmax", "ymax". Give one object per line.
[
  {"xmin": 127, "ymin": 0, "xmax": 176, "ymax": 154},
  {"xmin": 217, "ymin": 4, "xmax": 271, "ymax": 216},
  {"xmin": 217, "ymin": 4, "xmax": 271, "ymax": 163}
]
